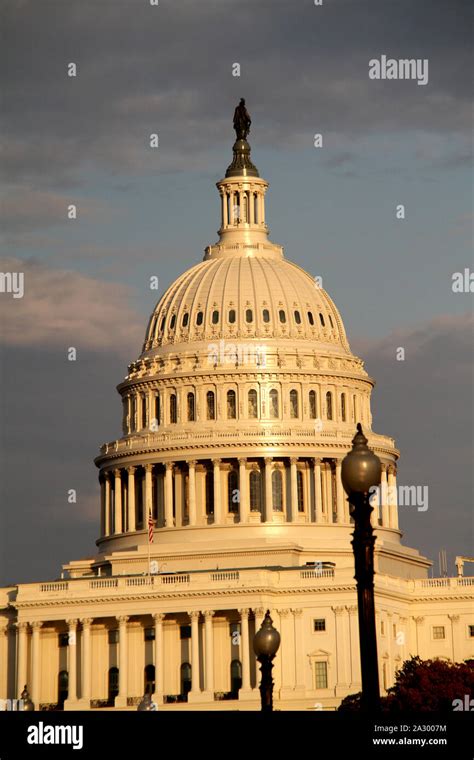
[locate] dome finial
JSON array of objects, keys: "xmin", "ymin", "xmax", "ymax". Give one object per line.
[
  {"xmin": 233, "ymin": 98, "xmax": 251, "ymax": 140},
  {"xmin": 226, "ymin": 99, "xmax": 259, "ymax": 177}
]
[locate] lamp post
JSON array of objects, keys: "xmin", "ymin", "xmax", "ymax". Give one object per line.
[
  {"xmin": 341, "ymin": 423, "xmax": 382, "ymax": 712},
  {"xmin": 253, "ymin": 610, "xmax": 281, "ymax": 712},
  {"xmin": 20, "ymin": 685, "xmax": 34, "ymax": 711}
]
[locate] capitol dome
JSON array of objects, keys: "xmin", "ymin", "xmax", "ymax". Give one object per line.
[{"xmin": 93, "ymin": 119, "xmax": 403, "ymax": 578}]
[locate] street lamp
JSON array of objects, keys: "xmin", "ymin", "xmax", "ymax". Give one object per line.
[
  {"xmin": 20, "ymin": 685, "xmax": 34, "ymax": 711},
  {"xmin": 341, "ymin": 423, "xmax": 382, "ymax": 712},
  {"xmin": 253, "ymin": 610, "xmax": 281, "ymax": 712}
]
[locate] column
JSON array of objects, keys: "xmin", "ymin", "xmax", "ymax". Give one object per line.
[
  {"xmin": 388, "ymin": 466, "xmax": 399, "ymax": 529},
  {"xmin": 204, "ymin": 611, "xmax": 215, "ymax": 695},
  {"xmin": 264, "ymin": 458, "xmax": 272, "ymax": 523},
  {"xmin": 293, "ymin": 609, "xmax": 306, "ymax": 692},
  {"xmin": 413, "ymin": 616, "xmax": 425, "ymax": 657},
  {"xmin": 0, "ymin": 623, "xmax": 8, "ymax": 700},
  {"xmin": 239, "ymin": 609, "xmax": 251, "ymax": 693},
  {"xmin": 64, "ymin": 619, "xmax": 78, "ymax": 706},
  {"xmin": 16, "ymin": 622, "xmax": 28, "ymax": 699},
  {"xmin": 188, "ymin": 461, "xmax": 197, "ymax": 526},
  {"xmin": 325, "ymin": 462, "xmax": 333, "ymax": 522},
  {"xmin": 153, "ymin": 613, "xmax": 164, "ymax": 702},
  {"xmin": 332, "ymin": 606, "xmax": 350, "ymax": 695},
  {"xmin": 114, "ymin": 469, "xmax": 122, "ymax": 534},
  {"xmin": 249, "ymin": 190, "xmax": 255, "ymax": 224},
  {"xmin": 335, "ymin": 459, "xmax": 345, "ymax": 523},
  {"xmin": 127, "ymin": 467, "xmax": 136, "ymax": 532},
  {"xmin": 116, "ymin": 615, "xmax": 129, "ymax": 707},
  {"xmin": 448, "ymin": 614, "xmax": 460, "ymax": 663},
  {"xmin": 278, "ymin": 609, "xmax": 294, "ymax": 696},
  {"xmin": 30, "ymin": 622, "xmax": 41, "ymax": 707},
  {"xmin": 104, "ymin": 472, "xmax": 111, "ymax": 537},
  {"xmin": 370, "ymin": 478, "xmax": 379, "ymax": 528},
  {"xmin": 212, "ymin": 459, "xmax": 222, "ymax": 524},
  {"xmin": 290, "ymin": 458, "xmax": 298, "ymax": 522},
  {"xmin": 189, "ymin": 611, "xmax": 201, "ymax": 695},
  {"xmin": 229, "ymin": 192, "xmax": 235, "ymax": 225},
  {"xmin": 381, "ymin": 465, "xmax": 389, "ymax": 526},
  {"xmin": 347, "ymin": 605, "xmax": 361, "ymax": 689},
  {"xmin": 238, "ymin": 459, "xmax": 249, "ymax": 523},
  {"xmin": 80, "ymin": 618, "xmax": 92, "ymax": 706},
  {"xmin": 313, "ymin": 458, "xmax": 323, "ymax": 523},
  {"xmin": 100, "ymin": 476, "xmax": 106, "ymax": 537},
  {"xmin": 222, "ymin": 192, "xmax": 228, "ymax": 227},
  {"xmin": 164, "ymin": 462, "xmax": 174, "ymax": 527},
  {"xmin": 144, "ymin": 463, "xmax": 153, "ymax": 522},
  {"xmin": 258, "ymin": 193, "xmax": 265, "ymax": 225},
  {"xmin": 254, "ymin": 607, "xmax": 265, "ymax": 633}
]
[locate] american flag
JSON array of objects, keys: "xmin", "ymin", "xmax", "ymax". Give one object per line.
[{"xmin": 147, "ymin": 509, "xmax": 154, "ymax": 543}]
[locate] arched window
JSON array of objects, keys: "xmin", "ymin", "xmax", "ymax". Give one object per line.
[
  {"xmin": 249, "ymin": 470, "xmax": 262, "ymax": 511},
  {"xmin": 290, "ymin": 389, "xmax": 299, "ymax": 418},
  {"xmin": 248, "ymin": 389, "xmax": 258, "ymax": 418},
  {"xmin": 205, "ymin": 470, "xmax": 214, "ymax": 515},
  {"xmin": 170, "ymin": 314, "xmax": 176, "ymax": 330},
  {"xmin": 294, "ymin": 310, "xmax": 301, "ymax": 324},
  {"xmin": 279, "ymin": 310, "xmax": 286, "ymax": 323},
  {"xmin": 206, "ymin": 391, "xmax": 215, "ymax": 420},
  {"xmin": 141, "ymin": 396, "xmax": 147, "ymax": 428},
  {"xmin": 308, "ymin": 311, "xmax": 314, "ymax": 326},
  {"xmin": 254, "ymin": 193, "xmax": 258, "ymax": 223},
  {"xmin": 309, "ymin": 390, "xmax": 317, "ymax": 419},
  {"xmin": 245, "ymin": 308, "xmax": 253, "ymax": 323},
  {"xmin": 160, "ymin": 316, "xmax": 166, "ymax": 331},
  {"xmin": 269, "ymin": 389, "xmax": 279, "ymax": 419},
  {"xmin": 352, "ymin": 394, "xmax": 357, "ymax": 422},
  {"xmin": 170, "ymin": 393, "xmax": 177, "ymax": 424},
  {"xmin": 182, "ymin": 312, "xmax": 189, "ymax": 328},
  {"xmin": 187, "ymin": 392, "xmax": 195, "ymax": 421},
  {"xmin": 108, "ymin": 667, "xmax": 119, "ymax": 703},
  {"xmin": 328, "ymin": 314, "xmax": 334, "ymax": 328},
  {"xmin": 297, "ymin": 471, "xmax": 304, "ymax": 512},
  {"xmin": 319, "ymin": 313, "xmax": 326, "ymax": 327},
  {"xmin": 262, "ymin": 309, "xmax": 270, "ymax": 323},
  {"xmin": 212, "ymin": 310, "xmax": 219, "ymax": 325},
  {"xmin": 155, "ymin": 394, "xmax": 160, "ymax": 426},
  {"xmin": 242, "ymin": 193, "xmax": 248, "ymax": 222},
  {"xmin": 228, "ymin": 470, "xmax": 239, "ymax": 514},
  {"xmin": 227, "ymin": 390, "xmax": 236, "ymax": 419},
  {"xmin": 341, "ymin": 393, "xmax": 346, "ymax": 422},
  {"xmin": 196, "ymin": 311, "xmax": 203, "ymax": 326},
  {"xmin": 144, "ymin": 664, "xmax": 155, "ymax": 695},
  {"xmin": 180, "ymin": 662, "xmax": 192, "ymax": 697},
  {"xmin": 272, "ymin": 470, "xmax": 283, "ymax": 511},
  {"xmin": 58, "ymin": 670, "xmax": 68, "ymax": 707},
  {"xmin": 326, "ymin": 391, "xmax": 333, "ymax": 421},
  {"xmin": 228, "ymin": 309, "xmax": 236, "ymax": 324},
  {"xmin": 230, "ymin": 659, "xmax": 242, "ymax": 696}
]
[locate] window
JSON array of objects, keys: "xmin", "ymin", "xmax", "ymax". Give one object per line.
[
  {"xmin": 269, "ymin": 389, "xmax": 279, "ymax": 419},
  {"xmin": 290, "ymin": 389, "xmax": 299, "ymax": 418},
  {"xmin": 250, "ymin": 470, "xmax": 262, "ymax": 511},
  {"xmin": 170, "ymin": 393, "xmax": 177, "ymax": 424},
  {"xmin": 187, "ymin": 392, "xmax": 195, "ymax": 421},
  {"xmin": 182, "ymin": 312, "xmax": 189, "ymax": 327},
  {"xmin": 319, "ymin": 313, "xmax": 325, "ymax": 327},
  {"xmin": 381, "ymin": 621, "xmax": 385, "ymax": 636},
  {"xmin": 144, "ymin": 627, "xmax": 155, "ymax": 641},
  {"xmin": 196, "ymin": 311, "xmax": 203, "ymax": 326},
  {"xmin": 181, "ymin": 663, "xmax": 192, "ymax": 697},
  {"xmin": 58, "ymin": 633, "xmax": 69, "ymax": 648},
  {"xmin": 228, "ymin": 309, "xmax": 236, "ymax": 324},
  {"xmin": 469, "ymin": 625, "xmax": 474, "ymax": 638},
  {"xmin": 205, "ymin": 470, "xmax": 214, "ymax": 515},
  {"xmin": 326, "ymin": 391, "xmax": 333, "ymax": 420},
  {"xmin": 308, "ymin": 311, "xmax": 314, "ymax": 326},
  {"xmin": 108, "ymin": 668, "xmax": 119, "ymax": 702},
  {"xmin": 315, "ymin": 661, "xmax": 328, "ymax": 689},
  {"xmin": 294, "ymin": 310, "xmax": 301, "ymax": 324},
  {"xmin": 160, "ymin": 316, "xmax": 166, "ymax": 331},
  {"xmin": 352, "ymin": 394, "xmax": 357, "ymax": 422},
  {"xmin": 170, "ymin": 314, "xmax": 176, "ymax": 330},
  {"xmin": 279, "ymin": 310, "xmax": 286, "ymax": 323},
  {"xmin": 272, "ymin": 470, "xmax": 283, "ymax": 511},
  {"xmin": 328, "ymin": 314, "xmax": 334, "ymax": 328},
  {"xmin": 141, "ymin": 396, "xmax": 147, "ymax": 428},
  {"xmin": 180, "ymin": 625, "xmax": 191, "ymax": 640},
  {"xmin": 206, "ymin": 391, "xmax": 215, "ymax": 420},
  {"xmin": 263, "ymin": 309, "xmax": 270, "ymax": 323},
  {"xmin": 227, "ymin": 389, "xmax": 236, "ymax": 419},
  {"xmin": 212, "ymin": 310, "xmax": 219, "ymax": 325},
  {"xmin": 58, "ymin": 670, "xmax": 68, "ymax": 707},
  {"xmin": 144, "ymin": 664, "xmax": 155, "ymax": 695},
  {"xmin": 230, "ymin": 660, "xmax": 242, "ymax": 696},
  {"xmin": 228, "ymin": 470, "xmax": 239, "ymax": 513},
  {"xmin": 155, "ymin": 394, "xmax": 160, "ymax": 425},
  {"xmin": 245, "ymin": 308, "xmax": 253, "ymax": 323},
  {"xmin": 433, "ymin": 626, "xmax": 445, "ymax": 640},
  {"xmin": 108, "ymin": 629, "xmax": 119, "ymax": 645},
  {"xmin": 393, "ymin": 624, "xmax": 397, "ymax": 638},
  {"xmin": 309, "ymin": 390, "xmax": 317, "ymax": 419},
  {"xmin": 248, "ymin": 389, "xmax": 258, "ymax": 418},
  {"xmin": 341, "ymin": 393, "xmax": 346, "ymax": 422},
  {"xmin": 313, "ymin": 619, "xmax": 326, "ymax": 632},
  {"xmin": 297, "ymin": 470, "xmax": 304, "ymax": 512}
]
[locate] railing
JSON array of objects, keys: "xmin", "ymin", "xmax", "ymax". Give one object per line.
[
  {"xmin": 210, "ymin": 571, "xmax": 240, "ymax": 581},
  {"xmin": 39, "ymin": 583, "xmax": 69, "ymax": 592},
  {"xmin": 300, "ymin": 569, "xmax": 335, "ymax": 579},
  {"xmin": 90, "ymin": 579, "xmax": 118, "ymax": 589},
  {"xmin": 160, "ymin": 574, "xmax": 190, "ymax": 584}
]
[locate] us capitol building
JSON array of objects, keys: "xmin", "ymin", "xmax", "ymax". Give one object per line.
[{"xmin": 1, "ymin": 106, "xmax": 473, "ymax": 711}]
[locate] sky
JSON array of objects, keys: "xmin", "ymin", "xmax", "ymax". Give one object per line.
[{"xmin": 0, "ymin": 0, "xmax": 473, "ymax": 584}]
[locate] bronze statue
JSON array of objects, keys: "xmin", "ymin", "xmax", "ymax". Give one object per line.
[{"xmin": 233, "ymin": 98, "xmax": 251, "ymax": 140}]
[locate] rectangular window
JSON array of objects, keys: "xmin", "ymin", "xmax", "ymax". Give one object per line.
[
  {"xmin": 433, "ymin": 626, "xmax": 445, "ymax": 640},
  {"xmin": 381, "ymin": 621, "xmax": 385, "ymax": 635},
  {"xmin": 58, "ymin": 633, "xmax": 69, "ymax": 648},
  {"xmin": 144, "ymin": 627, "xmax": 155, "ymax": 641},
  {"xmin": 313, "ymin": 619, "xmax": 326, "ymax": 632},
  {"xmin": 469, "ymin": 625, "xmax": 474, "ymax": 638},
  {"xmin": 108, "ymin": 629, "xmax": 119, "ymax": 644},
  {"xmin": 315, "ymin": 661, "xmax": 328, "ymax": 689},
  {"xmin": 393, "ymin": 623, "xmax": 397, "ymax": 638},
  {"xmin": 180, "ymin": 625, "xmax": 191, "ymax": 640}
]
